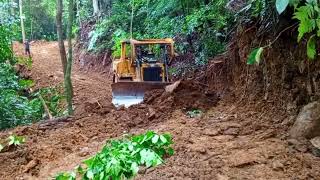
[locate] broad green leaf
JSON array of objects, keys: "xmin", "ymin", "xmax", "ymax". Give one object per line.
[
  {"xmin": 168, "ymin": 147, "xmax": 174, "ymax": 156},
  {"xmin": 151, "ymin": 135, "xmax": 159, "ymax": 144},
  {"xmin": 83, "ymin": 157, "xmax": 95, "ymax": 167},
  {"xmin": 128, "ymin": 143, "xmax": 134, "ymax": 151},
  {"xmin": 86, "ymin": 170, "xmax": 94, "ymax": 179},
  {"xmin": 70, "ymin": 172, "xmax": 76, "ymax": 178},
  {"xmin": 160, "ymin": 135, "xmax": 168, "ymax": 144},
  {"xmin": 247, "ymin": 47, "xmax": 264, "ymax": 65},
  {"xmin": 163, "ymin": 134, "xmax": 172, "ymax": 144},
  {"xmin": 7, "ymin": 135, "xmax": 25, "ymax": 146},
  {"xmin": 8, "ymin": 136, "xmax": 15, "ymax": 146},
  {"xmin": 307, "ymin": 35, "xmax": 317, "ymax": 60},
  {"xmin": 140, "ymin": 149, "xmax": 159, "ymax": 167},
  {"xmin": 255, "ymin": 47, "xmax": 264, "ymax": 64},
  {"xmin": 276, "ymin": 0, "xmax": 290, "ymax": 14},
  {"xmin": 131, "ymin": 162, "xmax": 139, "ymax": 174},
  {"xmin": 55, "ymin": 172, "xmax": 75, "ymax": 180},
  {"xmin": 75, "ymin": 165, "xmax": 84, "ymax": 175}
]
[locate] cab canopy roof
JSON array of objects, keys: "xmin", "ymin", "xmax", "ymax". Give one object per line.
[{"xmin": 121, "ymin": 38, "xmax": 174, "ymax": 45}]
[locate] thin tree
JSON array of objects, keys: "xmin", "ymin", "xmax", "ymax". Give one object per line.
[
  {"xmin": 92, "ymin": 0, "xmax": 99, "ymax": 16},
  {"xmin": 76, "ymin": 0, "xmax": 81, "ymax": 27},
  {"xmin": 56, "ymin": 0, "xmax": 73, "ymax": 115},
  {"xmin": 19, "ymin": 0, "xmax": 26, "ymax": 42},
  {"xmin": 56, "ymin": 0, "xmax": 67, "ymax": 74},
  {"xmin": 130, "ymin": 0, "xmax": 134, "ymax": 38},
  {"xmin": 65, "ymin": 0, "xmax": 74, "ymax": 115}
]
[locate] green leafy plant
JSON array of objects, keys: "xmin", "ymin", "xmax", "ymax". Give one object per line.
[
  {"xmin": 247, "ymin": 47, "xmax": 264, "ymax": 65},
  {"xmin": 35, "ymin": 85, "xmax": 66, "ymax": 117},
  {"xmin": 0, "ymin": 134, "xmax": 26, "ymax": 153},
  {"xmin": 186, "ymin": 109, "xmax": 203, "ymax": 118},
  {"xmin": 293, "ymin": 0, "xmax": 320, "ymax": 60},
  {"xmin": 247, "ymin": 0, "xmax": 319, "ymax": 63},
  {"xmin": 19, "ymin": 79, "xmax": 35, "ymax": 89},
  {"xmin": 55, "ymin": 172, "xmax": 76, "ymax": 180},
  {"xmin": 17, "ymin": 56, "xmax": 33, "ymax": 69},
  {"xmin": 55, "ymin": 131, "xmax": 174, "ymax": 180},
  {"xmin": 8, "ymin": 135, "xmax": 25, "ymax": 146},
  {"xmin": 0, "ymin": 63, "xmax": 43, "ymax": 130}
]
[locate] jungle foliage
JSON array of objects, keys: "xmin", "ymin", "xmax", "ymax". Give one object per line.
[
  {"xmin": 246, "ymin": 0, "xmax": 320, "ymax": 64},
  {"xmin": 55, "ymin": 131, "xmax": 174, "ymax": 180},
  {"xmin": 0, "ymin": 1, "xmax": 65, "ymax": 130},
  {"xmin": 80, "ymin": 0, "xmax": 232, "ymax": 65}
]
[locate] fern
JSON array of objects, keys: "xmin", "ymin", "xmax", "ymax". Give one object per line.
[
  {"xmin": 293, "ymin": 1, "xmax": 319, "ymax": 60},
  {"xmin": 293, "ymin": 4, "xmax": 317, "ymax": 42}
]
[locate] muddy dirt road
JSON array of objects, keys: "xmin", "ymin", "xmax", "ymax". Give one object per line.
[{"xmin": 0, "ymin": 42, "xmax": 319, "ymax": 179}]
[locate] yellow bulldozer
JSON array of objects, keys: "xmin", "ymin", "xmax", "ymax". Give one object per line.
[{"xmin": 111, "ymin": 38, "xmax": 174, "ymax": 107}]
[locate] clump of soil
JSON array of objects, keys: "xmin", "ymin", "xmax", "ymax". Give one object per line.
[{"xmin": 144, "ymin": 80, "xmax": 219, "ymax": 111}]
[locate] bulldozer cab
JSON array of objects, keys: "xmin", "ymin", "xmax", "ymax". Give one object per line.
[
  {"xmin": 118, "ymin": 39, "xmax": 174, "ymax": 67},
  {"xmin": 112, "ymin": 38, "xmax": 174, "ymax": 107}
]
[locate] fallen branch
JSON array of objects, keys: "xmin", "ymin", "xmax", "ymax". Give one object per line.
[
  {"xmin": 38, "ymin": 93, "xmax": 53, "ymax": 120},
  {"xmin": 30, "ymin": 88, "xmax": 53, "ymax": 119},
  {"xmin": 200, "ymin": 152, "xmax": 222, "ymax": 162},
  {"xmin": 38, "ymin": 116, "xmax": 71, "ymax": 130}
]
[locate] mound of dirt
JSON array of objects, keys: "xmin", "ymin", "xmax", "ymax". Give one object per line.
[{"xmin": 144, "ymin": 80, "xmax": 219, "ymax": 111}]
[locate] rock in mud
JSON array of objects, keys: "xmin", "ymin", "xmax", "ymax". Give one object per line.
[
  {"xmin": 287, "ymin": 138, "xmax": 308, "ymax": 153},
  {"xmin": 165, "ymin": 80, "xmax": 181, "ymax": 93},
  {"xmin": 223, "ymin": 128, "xmax": 239, "ymax": 136},
  {"xmin": 117, "ymin": 105, "xmax": 125, "ymax": 111},
  {"xmin": 78, "ymin": 147, "xmax": 90, "ymax": 157},
  {"xmin": 272, "ymin": 160, "xmax": 284, "ymax": 171},
  {"xmin": 202, "ymin": 129, "xmax": 219, "ymax": 136},
  {"xmin": 310, "ymin": 136, "xmax": 320, "ymax": 157},
  {"xmin": 216, "ymin": 174, "xmax": 229, "ymax": 180},
  {"xmin": 23, "ymin": 159, "xmax": 39, "ymax": 173},
  {"xmin": 148, "ymin": 107, "xmax": 156, "ymax": 120},
  {"xmin": 227, "ymin": 149, "xmax": 262, "ymax": 167},
  {"xmin": 191, "ymin": 146, "xmax": 207, "ymax": 154},
  {"xmin": 289, "ymin": 101, "xmax": 320, "ymax": 139}
]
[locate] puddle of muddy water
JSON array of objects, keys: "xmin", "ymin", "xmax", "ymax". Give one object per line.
[{"xmin": 112, "ymin": 95, "xmax": 144, "ymax": 107}]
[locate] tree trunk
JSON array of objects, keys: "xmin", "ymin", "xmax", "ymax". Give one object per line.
[
  {"xmin": 19, "ymin": 0, "xmax": 26, "ymax": 42},
  {"xmin": 130, "ymin": 0, "xmax": 134, "ymax": 38},
  {"xmin": 76, "ymin": 0, "xmax": 81, "ymax": 27},
  {"xmin": 56, "ymin": 0, "xmax": 67, "ymax": 74},
  {"xmin": 92, "ymin": 0, "xmax": 99, "ymax": 16},
  {"xmin": 27, "ymin": 0, "xmax": 33, "ymax": 40},
  {"xmin": 65, "ymin": 0, "xmax": 74, "ymax": 115}
]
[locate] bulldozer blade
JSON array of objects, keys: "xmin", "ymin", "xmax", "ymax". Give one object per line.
[{"xmin": 111, "ymin": 82, "xmax": 171, "ymax": 107}]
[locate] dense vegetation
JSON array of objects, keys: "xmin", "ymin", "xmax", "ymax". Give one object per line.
[
  {"xmin": 80, "ymin": 0, "xmax": 232, "ymax": 65},
  {"xmin": 0, "ymin": 2, "xmax": 41, "ymax": 129},
  {"xmin": 246, "ymin": 0, "xmax": 320, "ymax": 64},
  {"xmin": 55, "ymin": 131, "xmax": 174, "ymax": 180},
  {"xmin": 0, "ymin": 0, "xmax": 66, "ymax": 129}
]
